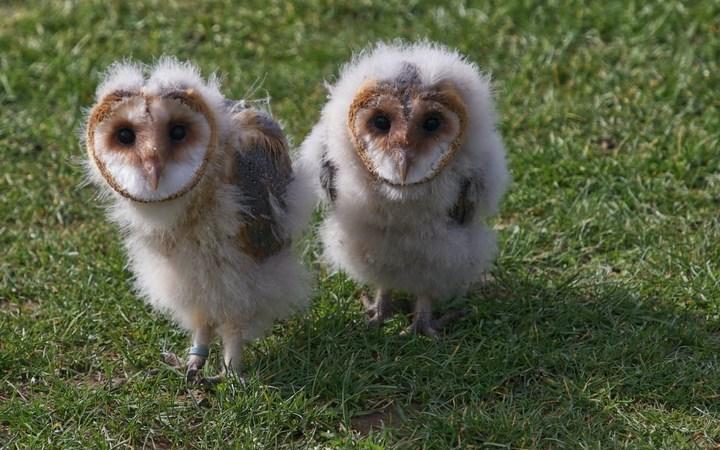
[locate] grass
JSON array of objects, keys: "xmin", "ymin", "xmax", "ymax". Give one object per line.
[{"xmin": 1, "ymin": 0, "xmax": 719, "ymax": 448}]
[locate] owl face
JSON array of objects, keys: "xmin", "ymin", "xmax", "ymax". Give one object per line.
[
  {"xmin": 86, "ymin": 60, "xmax": 221, "ymax": 203},
  {"xmin": 347, "ymin": 63, "xmax": 468, "ymax": 186}
]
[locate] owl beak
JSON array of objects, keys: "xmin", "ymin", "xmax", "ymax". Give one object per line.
[
  {"xmin": 143, "ymin": 161, "xmax": 161, "ymax": 191},
  {"xmin": 394, "ymin": 150, "xmax": 410, "ymax": 184}
]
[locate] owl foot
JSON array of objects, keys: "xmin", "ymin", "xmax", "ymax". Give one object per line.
[
  {"xmin": 401, "ymin": 317, "xmax": 440, "ymax": 338},
  {"xmin": 185, "ymin": 354, "xmax": 207, "ymax": 383},
  {"xmin": 161, "ymin": 353, "xmax": 237, "ymax": 385},
  {"xmin": 361, "ymin": 289, "xmax": 394, "ymax": 327},
  {"xmin": 196, "ymin": 372, "xmax": 225, "ymax": 386},
  {"xmin": 161, "ymin": 349, "xmax": 209, "ymax": 384},
  {"xmin": 401, "ymin": 308, "xmax": 471, "ymax": 338},
  {"xmin": 206, "ymin": 368, "xmax": 246, "ymax": 387},
  {"xmin": 402, "ymin": 295, "xmax": 438, "ymax": 338}
]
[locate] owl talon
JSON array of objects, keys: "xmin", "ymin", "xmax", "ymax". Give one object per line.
[
  {"xmin": 188, "ymin": 369, "xmax": 243, "ymax": 387},
  {"xmin": 359, "ymin": 292, "xmax": 375, "ymax": 310},
  {"xmin": 361, "ymin": 290, "xmax": 393, "ymax": 327},
  {"xmin": 367, "ymin": 314, "xmax": 388, "ymax": 327},
  {"xmin": 401, "ymin": 318, "xmax": 440, "ymax": 338},
  {"xmin": 185, "ymin": 354, "xmax": 207, "ymax": 383},
  {"xmin": 197, "ymin": 366, "xmax": 248, "ymax": 386},
  {"xmin": 198, "ymin": 373, "xmax": 225, "ymax": 385},
  {"xmin": 186, "ymin": 367, "xmax": 199, "ymax": 383},
  {"xmin": 402, "ymin": 308, "xmax": 470, "ymax": 338},
  {"xmin": 365, "ymin": 305, "xmax": 393, "ymax": 327},
  {"xmin": 161, "ymin": 351, "xmax": 208, "ymax": 382}
]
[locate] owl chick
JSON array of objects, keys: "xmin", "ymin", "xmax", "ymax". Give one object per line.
[
  {"xmin": 298, "ymin": 42, "xmax": 509, "ymax": 337},
  {"xmin": 84, "ymin": 58, "xmax": 312, "ymax": 380}
]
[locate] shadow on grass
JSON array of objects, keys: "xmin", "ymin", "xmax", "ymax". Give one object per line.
[
  {"xmin": 4, "ymin": 269, "xmax": 719, "ymax": 447},
  {"xmin": 252, "ymin": 271, "xmax": 720, "ymax": 445}
]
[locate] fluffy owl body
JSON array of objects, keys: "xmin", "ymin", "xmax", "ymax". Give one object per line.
[
  {"xmin": 85, "ymin": 59, "xmax": 311, "ymax": 375},
  {"xmin": 299, "ymin": 42, "xmax": 509, "ymax": 333}
]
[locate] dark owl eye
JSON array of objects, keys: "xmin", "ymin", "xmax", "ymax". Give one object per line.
[
  {"xmin": 116, "ymin": 128, "xmax": 135, "ymax": 146},
  {"xmin": 422, "ymin": 116, "xmax": 441, "ymax": 132},
  {"xmin": 372, "ymin": 115, "xmax": 391, "ymax": 132},
  {"xmin": 169, "ymin": 124, "xmax": 186, "ymax": 141}
]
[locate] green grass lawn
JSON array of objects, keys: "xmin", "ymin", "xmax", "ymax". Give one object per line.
[{"xmin": 2, "ymin": 0, "xmax": 719, "ymax": 448}]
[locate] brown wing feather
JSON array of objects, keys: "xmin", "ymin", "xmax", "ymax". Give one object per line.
[{"xmin": 227, "ymin": 108, "xmax": 293, "ymax": 261}]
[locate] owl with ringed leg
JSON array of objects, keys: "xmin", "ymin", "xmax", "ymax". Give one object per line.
[
  {"xmin": 84, "ymin": 58, "xmax": 312, "ymax": 380},
  {"xmin": 298, "ymin": 42, "xmax": 510, "ymax": 337}
]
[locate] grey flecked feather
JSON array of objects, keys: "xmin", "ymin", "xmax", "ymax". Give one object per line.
[
  {"xmin": 395, "ymin": 62, "xmax": 421, "ymax": 88},
  {"xmin": 320, "ymin": 151, "xmax": 338, "ymax": 203},
  {"xmin": 448, "ymin": 170, "xmax": 484, "ymax": 225}
]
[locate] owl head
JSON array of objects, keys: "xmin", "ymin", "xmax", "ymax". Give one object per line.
[
  {"xmin": 85, "ymin": 58, "xmax": 226, "ymax": 203},
  {"xmin": 325, "ymin": 41, "xmax": 498, "ymax": 187}
]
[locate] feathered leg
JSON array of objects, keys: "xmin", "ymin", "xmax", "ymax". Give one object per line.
[
  {"xmin": 403, "ymin": 295, "xmax": 439, "ymax": 338},
  {"xmin": 361, "ymin": 288, "xmax": 393, "ymax": 327},
  {"xmin": 179, "ymin": 325, "xmax": 245, "ymax": 385},
  {"xmin": 185, "ymin": 325, "xmax": 213, "ymax": 382},
  {"xmin": 220, "ymin": 326, "xmax": 245, "ymax": 380},
  {"xmin": 162, "ymin": 323, "xmax": 213, "ymax": 383}
]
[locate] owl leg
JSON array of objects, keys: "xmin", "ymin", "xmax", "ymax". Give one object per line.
[
  {"xmin": 185, "ymin": 325, "xmax": 213, "ymax": 382},
  {"xmin": 361, "ymin": 288, "xmax": 394, "ymax": 327},
  {"xmin": 403, "ymin": 295, "xmax": 439, "ymax": 338},
  {"xmin": 218, "ymin": 326, "xmax": 245, "ymax": 381},
  {"xmin": 163, "ymin": 324, "xmax": 214, "ymax": 382}
]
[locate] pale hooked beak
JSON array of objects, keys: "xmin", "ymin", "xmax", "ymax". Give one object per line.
[
  {"xmin": 140, "ymin": 144, "xmax": 165, "ymax": 191},
  {"xmin": 143, "ymin": 159, "xmax": 162, "ymax": 191},
  {"xmin": 393, "ymin": 150, "xmax": 410, "ymax": 184}
]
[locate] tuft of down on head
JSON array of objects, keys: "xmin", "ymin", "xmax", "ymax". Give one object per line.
[
  {"xmin": 95, "ymin": 61, "xmax": 145, "ymax": 100},
  {"xmin": 145, "ymin": 57, "xmax": 227, "ymax": 124},
  {"xmin": 330, "ymin": 41, "xmax": 493, "ymax": 106}
]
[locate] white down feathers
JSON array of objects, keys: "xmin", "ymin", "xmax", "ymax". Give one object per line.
[
  {"xmin": 86, "ymin": 58, "xmax": 311, "ymax": 340},
  {"xmin": 298, "ymin": 42, "xmax": 510, "ymax": 300}
]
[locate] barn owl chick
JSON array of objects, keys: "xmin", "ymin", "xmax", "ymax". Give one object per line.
[
  {"xmin": 298, "ymin": 42, "xmax": 509, "ymax": 337},
  {"xmin": 84, "ymin": 58, "xmax": 312, "ymax": 380}
]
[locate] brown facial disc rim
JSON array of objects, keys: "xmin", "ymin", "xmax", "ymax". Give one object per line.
[
  {"xmin": 347, "ymin": 81, "xmax": 468, "ymax": 188},
  {"xmin": 86, "ymin": 89, "xmax": 218, "ymax": 204}
]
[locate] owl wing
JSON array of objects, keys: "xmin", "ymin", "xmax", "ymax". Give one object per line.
[
  {"xmin": 228, "ymin": 107, "xmax": 293, "ymax": 261},
  {"xmin": 448, "ymin": 169, "xmax": 484, "ymax": 226}
]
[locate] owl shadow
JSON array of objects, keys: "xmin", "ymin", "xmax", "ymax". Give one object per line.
[{"xmin": 248, "ymin": 272, "xmax": 720, "ymax": 435}]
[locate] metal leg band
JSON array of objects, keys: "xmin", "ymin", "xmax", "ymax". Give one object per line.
[{"xmin": 188, "ymin": 345, "xmax": 209, "ymax": 358}]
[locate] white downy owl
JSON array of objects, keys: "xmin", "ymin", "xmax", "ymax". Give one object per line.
[
  {"xmin": 84, "ymin": 58, "xmax": 312, "ymax": 380},
  {"xmin": 298, "ymin": 42, "xmax": 510, "ymax": 337}
]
